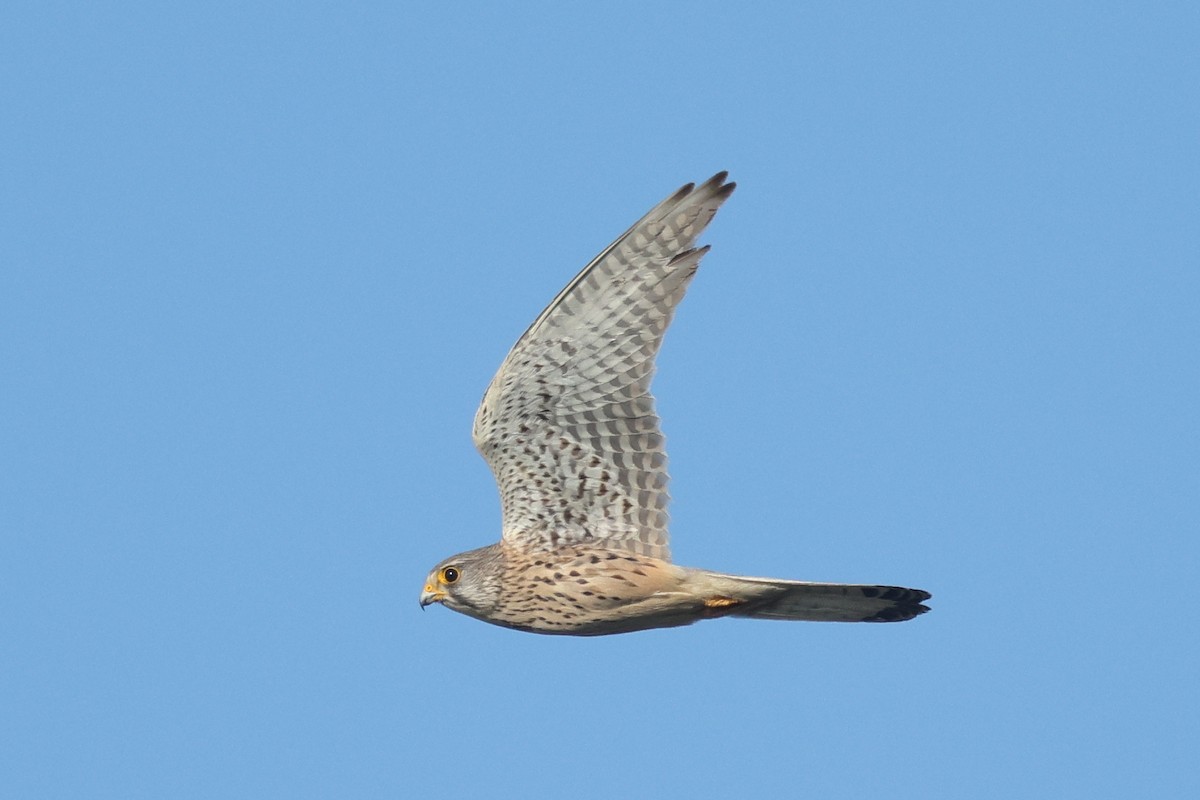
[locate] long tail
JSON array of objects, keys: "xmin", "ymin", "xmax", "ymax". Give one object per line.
[{"xmin": 687, "ymin": 570, "xmax": 931, "ymax": 623}]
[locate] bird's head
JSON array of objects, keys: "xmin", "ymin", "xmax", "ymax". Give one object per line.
[{"xmin": 419, "ymin": 544, "xmax": 505, "ymax": 618}]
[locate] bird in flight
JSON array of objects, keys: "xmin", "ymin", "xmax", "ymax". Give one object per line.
[{"xmin": 420, "ymin": 172, "xmax": 930, "ymax": 635}]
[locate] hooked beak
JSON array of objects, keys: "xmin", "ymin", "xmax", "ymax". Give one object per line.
[{"xmin": 419, "ymin": 583, "xmax": 446, "ymax": 609}]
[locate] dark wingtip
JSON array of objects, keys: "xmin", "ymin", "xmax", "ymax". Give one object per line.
[
  {"xmin": 702, "ymin": 170, "xmax": 736, "ymax": 199},
  {"xmin": 672, "ymin": 181, "xmax": 697, "ymax": 201}
]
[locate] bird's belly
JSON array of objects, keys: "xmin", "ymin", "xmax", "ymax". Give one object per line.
[{"xmin": 489, "ymin": 547, "xmax": 696, "ymax": 635}]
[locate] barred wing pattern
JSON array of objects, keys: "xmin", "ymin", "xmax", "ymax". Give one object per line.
[{"xmin": 472, "ymin": 173, "xmax": 736, "ymax": 560}]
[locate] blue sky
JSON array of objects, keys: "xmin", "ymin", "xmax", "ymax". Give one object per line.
[{"xmin": 3, "ymin": 2, "xmax": 1198, "ymax": 797}]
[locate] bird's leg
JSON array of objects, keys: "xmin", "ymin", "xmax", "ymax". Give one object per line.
[{"xmin": 701, "ymin": 596, "xmax": 745, "ymax": 618}]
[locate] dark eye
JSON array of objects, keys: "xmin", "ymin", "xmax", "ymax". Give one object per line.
[{"xmin": 440, "ymin": 567, "xmax": 459, "ymax": 584}]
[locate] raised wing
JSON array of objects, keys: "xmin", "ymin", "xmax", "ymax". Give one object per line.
[{"xmin": 472, "ymin": 173, "xmax": 735, "ymax": 560}]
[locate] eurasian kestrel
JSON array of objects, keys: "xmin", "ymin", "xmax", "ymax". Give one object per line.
[{"xmin": 420, "ymin": 172, "xmax": 930, "ymax": 635}]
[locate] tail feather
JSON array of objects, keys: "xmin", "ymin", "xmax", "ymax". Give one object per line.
[{"xmin": 688, "ymin": 571, "xmax": 931, "ymax": 623}]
